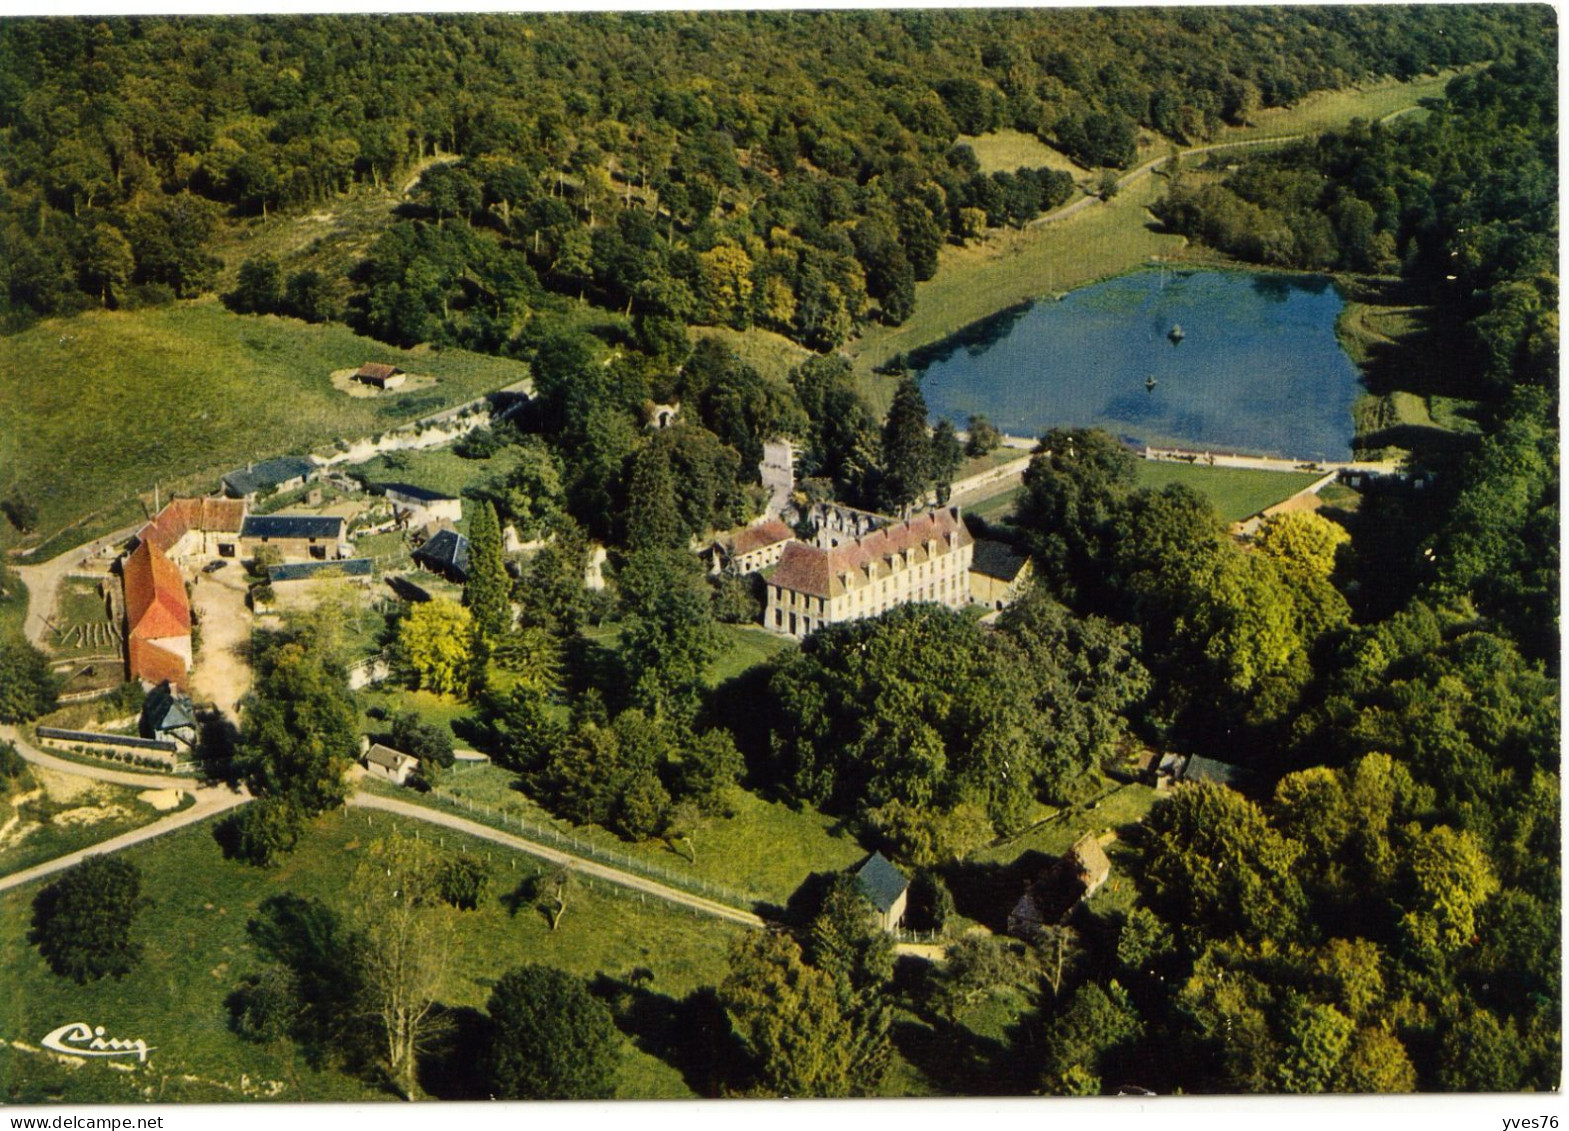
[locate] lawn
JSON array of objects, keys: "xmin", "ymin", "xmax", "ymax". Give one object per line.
[
  {"xmin": 581, "ymin": 621, "xmax": 796, "ymax": 691},
  {"xmin": 963, "ymin": 461, "xmax": 1320, "ymax": 526},
  {"xmin": 959, "ymin": 130, "xmax": 1092, "ymax": 178},
  {"xmin": 428, "ymin": 760, "xmax": 864, "ymax": 909},
  {"xmin": 0, "ymin": 805, "xmax": 746, "ymax": 1103},
  {"xmin": 351, "ymin": 445, "xmax": 527, "ymax": 504},
  {"xmin": 0, "ymin": 300, "xmax": 530, "ymax": 559},
  {"xmin": 1130, "ymin": 462, "xmax": 1322, "ymax": 522}
]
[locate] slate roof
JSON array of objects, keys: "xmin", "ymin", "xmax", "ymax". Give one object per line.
[
  {"xmin": 142, "ymin": 680, "xmax": 196, "ymax": 733},
  {"xmin": 970, "ymin": 538, "xmax": 1030, "ymax": 582},
  {"xmin": 1183, "ymin": 755, "xmax": 1247, "ymax": 787},
  {"xmin": 223, "ymin": 457, "xmax": 317, "ymax": 497},
  {"xmin": 240, "ymin": 514, "xmax": 345, "ymax": 541},
  {"xmin": 413, "ymin": 528, "xmax": 469, "ymax": 578},
  {"xmin": 139, "ymin": 498, "xmax": 247, "ymax": 552},
  {"xmin": 772, "ymin": 507, "xmax": 972, "ymax": 599},
  {"xmin": 380, "ymin": 482, "xmax": 457, "ymax": 504},
  {"xmin": 269, "ymin": 558, "xmax": 374, "ymax": 583},
  {"xmin": 853, "ymin": 851, "xmax": 909, "ymax": 914}
]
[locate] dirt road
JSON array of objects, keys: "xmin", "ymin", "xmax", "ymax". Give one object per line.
[
  {"xmin": 189, "ymin": 571, "xmax": 253, "ymax": 723},
  {"xmin": 14, "ymin": 521, "xmax": 142, "ymax": 649}
]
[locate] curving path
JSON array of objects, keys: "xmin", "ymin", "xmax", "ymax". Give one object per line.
[
  {"xmin": 13, "ymin": 521, "xmax": 142, "ymax": 650},
  {"xmin": 0, "ymin": 723, "xmax": 250, "ymax": 893},
  {"xmin": 349, "ymin": 792, "xmax": 765, "ymax": 929}
]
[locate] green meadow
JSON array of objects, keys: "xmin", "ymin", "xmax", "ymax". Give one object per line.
[{"xmin": 0, "ymin": 300, "xmax": 529, "ymax": 559}]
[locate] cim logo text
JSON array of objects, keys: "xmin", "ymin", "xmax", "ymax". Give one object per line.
[{"xmin": 41, "ymin": 1022, "xmax": 154, "ymax": 1062}]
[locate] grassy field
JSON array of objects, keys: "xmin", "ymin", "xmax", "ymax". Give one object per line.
[
  {"xmin": 1235, "ymin": 70, "xmax": 1459, "ymax": 138},
  {"xmin": 959, "ymin": 130, "xmax": 1092, "ymax": 177},
  {"xmin": 965, "ymin": 461, "xmax": 1320, "ymax": 527},
  {"xmin": 0, "ymin": 300, "xmax": 530, "ymax": 559},
  {"xmin": 351, "ymin": 445, "xmax": 526, "ymax": 502},
  {"xmin": 1131, "ymin": 462, "xmax": 1322, "ymax": 522},
  {"xmin": 0, "ymin": 805, "xmax": 745, "ymax": 1103},
  {"xmin": 431, "ymin": 760, "xmax": 864, "ymax": 908},
  {"xmin": 581, "ymin": 621, "xmax": 796, "ymax": 691},
  {"xmin": 0, "ymin": 767, "xmax": 190, "ymax": 878}
]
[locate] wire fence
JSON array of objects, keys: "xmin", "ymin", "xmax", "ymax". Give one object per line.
[{"xmin": 422, "ymin": 786, "xmax": 759, "ymax": 912}]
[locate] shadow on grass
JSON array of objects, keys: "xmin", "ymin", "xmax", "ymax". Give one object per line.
[
  {"xmin": 589, "ymin": 974, "xmax": 743, "ymax": 1099},
  {"xmin": 890, "ymin": 1013, "xmax": 1037, "ymax": 1097},
  {"xmin": 417, "ymin": 1004, "xmax": 492, "ymax": 1100},
  {"xmin": 939, "ymin": 852, "xmax": 1049, "ymax": 934}
]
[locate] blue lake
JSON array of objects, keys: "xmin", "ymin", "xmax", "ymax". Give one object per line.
[{"xmin": 918, "ymin": 270, "xmax": 1364, "ymax": 461}]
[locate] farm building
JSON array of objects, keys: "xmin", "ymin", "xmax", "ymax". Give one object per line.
[
  {"xmin": 364, "ymin": 742, "xmax": 419, "ymax": 786},
  {"xmin": 239, "ymin": 514, "xmax": 349, "ymax": 561},
  {"xmin": 412, "ymin": 528, "xmax": 470, "ymax": 583},
  {"xmin": 1008, "ymin": 835, "xmax": 1113, "ymax": 940},
  {"xmin": 137, "ymin": 497, "xmax": 248, "ymax": 561},
  {"xmin": 969, "ymin": 539, "xmax": 1033, "ymax": 611},
  {"xmin": 354, "ymin": 362, "xmax": 407, "ymax": 390},
  {"xmin": 764, "ymin": 506, "xmax": 974, "ymax": 639},
  {"xmin": 380, "ymin": 482, "xmax": 463, "ymax": 526},
  {"xmin": 704, "ymin": 518, "xmax": 795, "ymax": 576},
  {"xmin": 222, "ymin": 456, "xmax": 318, "ymax": 501},
  {"xmin": 140, "ymin": 680, "xmax": 197, "ymax": 749},
  {"xmin": 852, "ymin": 851, "xmax": 910, "ymax": 932},
  {"xmin": 122, "ymin": 539, "xmax": 192, "ymax": 686}
]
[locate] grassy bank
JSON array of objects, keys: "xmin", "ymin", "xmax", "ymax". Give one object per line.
[
  {"xmin": 837, "ymin": 71, "xmax": 1461, "ymax": 413},
  {"xmin": 0, "ymin": 300, "xmax": 529, "ymax": 559},
  {"xmin": 0, "ymin": 806, "xmax": 744, "ymax": 1103}
]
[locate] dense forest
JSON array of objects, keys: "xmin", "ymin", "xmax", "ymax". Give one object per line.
[{"xmin": 0, "ymin": 8, "xmax": 1548, "ymax": 346}]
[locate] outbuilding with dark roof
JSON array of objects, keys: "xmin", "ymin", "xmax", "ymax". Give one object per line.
[
  {"xmin": 354, "ymin": 363, "xmax": 407, "ymax": 390},
  {"xmin": 222, "ymin": 457, "xmax": 318, "ymax": 500},
  {"xmin": 380, "ymin": 483, "xmax": 462, "ymax": 525},
  {"xmin": 240, "ymin": 514, "xmax": 348, "ymax": 562},
  {"xmin": 141, "ymin": 680, "xmax": 197, "ymax": 748},
  {"xmin": 852, "ymin": 851, "xmax": 910, "ymax": 932},
  {"xmin": 412, "ymin": 528, "xmax": 470, "ymax": 583},
  {"xmin": 969, "ymin": 539, "xmax": 1033, "ymax": 611}
]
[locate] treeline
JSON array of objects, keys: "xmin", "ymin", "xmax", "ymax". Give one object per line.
[
  {"xmin": 968, "ymin": 51, "xmax": 1557, "ymax": 1093},
  {"xmin": 2, "ymin": 8, "xmax": 1546, "ymax": 339}
]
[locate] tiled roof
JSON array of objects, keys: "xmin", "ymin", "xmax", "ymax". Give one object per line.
[
  {"xmin": 413, "ymin": 528, "xmax": 469, "ymax": 576},
  {"xmin": 355, "ymin": 363, "xmax": 403, "ymax": 380},
  {"xmin": 139, "ymin": 497, "xmax": 247, "ymax": 552},
  {"xmin": 241, "ymin": 514, "xmax": 345, "ymax": 541},
  {"xmin": 269, "ymin": 558, "xmax": 373, "ymax": 583},
  {"xmin": 223, "ymin": 457, "xmax": 316, "ymax": 497},
  {"xmin": 124, "ymin": 540, "xmax": 191, "ymax": 641},
  {"xmin": 728, "ymin": 518, "xmax": 795, "ymax": 556},
  {"xmin": 124, "ymin": 540, "xmax": 190, "ymax": 683},
  {"xmin": 772, "ymin": 507, "xmax": 973, "ymax": 598},
  {"xmin": 853, "ymin": 852, "xmax": 909, "ymax": 914},
  {"xmin": 970, "ymin": 539, "xmax": 1029, "ymax": 581},
  {"xmin": 380, "ymin": 482, "xmax": 457, "ymax": 503}
]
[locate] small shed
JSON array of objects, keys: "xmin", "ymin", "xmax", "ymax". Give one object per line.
[
  {"xmin": 1181, "ymin": 755, "xmax": 1248, "ymax": 788},
  {"xmin": 852, "ymin": 851, "xmax": 910, "ymax": 932},
  {"xmin": 354, "ymin": 363, "xmax": 407, "ymax": 390},
  {"xmin": 140, "ymin": 680, "xmax": 197, "ymax": 749},
  {"xmin": 364, "ymin": 742, "xmax": 419, "ymax": 786},
  {"xmin": 412, "ymin": 528, "xmax": 470, "ymax": 583}
]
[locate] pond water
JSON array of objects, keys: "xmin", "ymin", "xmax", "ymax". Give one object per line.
[{"xmin": 918, "ymin": 269, "xmax": 1363, "ymax": 461}]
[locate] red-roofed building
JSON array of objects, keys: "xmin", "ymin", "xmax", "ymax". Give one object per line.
[
  {"xmin": 764, "ymin": 506, "xmax": 973, "ymax": 638},
  {"xmin": 137, "ymin": 497, "xmax": 248, "ymax": 561},
  {"xmin": 705, "ymin": 518, "xmax": 796, "ymax": 576},
  {"xmin": 123, "ymin": 539, "xmax": 192, "ymax": 686}
]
